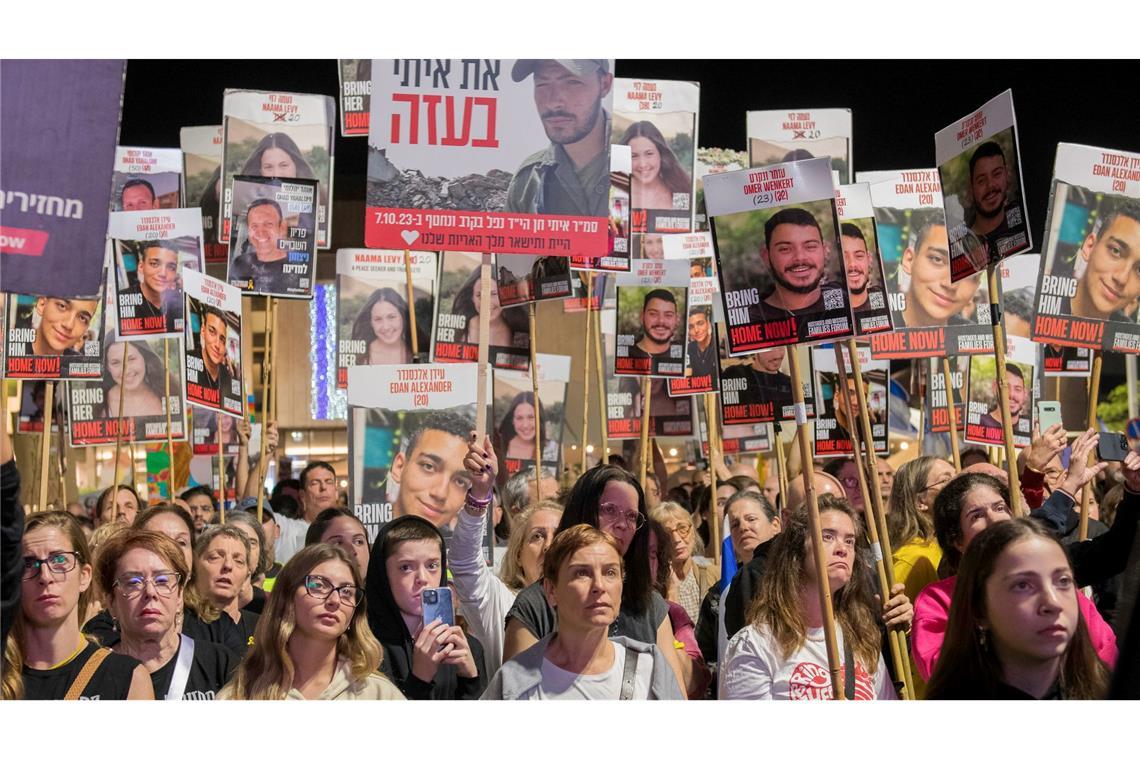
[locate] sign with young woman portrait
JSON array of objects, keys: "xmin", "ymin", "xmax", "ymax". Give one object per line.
[
  {"xmin": 3, "ymin": 286, "xmax": 104, "ymax": 380},
  {"xmin": 836, "ymin": 183, "xmax": 893, "ymax": 336},
  {"xmin": 182, "ymin": 270, "xmax": 243, "ymax": 418},
  {"xmin": 226, "ymin": 175, "xmax": 318, "ymax": 299},
  {"xmin": 68, "ymin": 278, "xmax": 187, "ymax": 446},
  {"xmin": 111, "ymin": 146, "xmax": 182, "ymax": 214},
  {"xmin": 1031, "ymin": 142, "xmax": 1140, "ymax": 354},
  {"xmin": 180, "ymin": 125, "xmax": 227, "ymax": 263},
  {"xmin": 572, "ymin": 144, "xmax": 633, "ymax": 273},
  {"xmin": 221, "ymin": 89, "xmax": 335, "ymax": 249},
  {"xmin": 109, "ymin": 208, "xmax": 204, "ymax": 339},
  {"xmin": 335, "ymin": 248, "xmax": 436, "ymax": 388},
  {"xmin": 493, "ymin": 353, "xmax": 570, "ymax": 478},
  {"xmin": 614, "ymin": 259, "xmax": 690, "ymax": 378},
  {"xmin": 865, "ymin": 170, "xmax": 990, "ymax": 359},
  {"xmin": 706, "ymin": 156, "xmax": 853, "ymax": 354},
  {"xmin": 190, "ymin": 407, "xmax": 241, "ymax": 456},
  {"xmin": 432, "ymin": 250, "xmax": 530, "ymax": 371},
  {"xmin": 366, "ymin": 59, "xmax": 615, "ymax": 257},
  {"xmin": 935, "ymin": 90, "xmax": 1031, "ymax": 282},
  {"xmin": 747, "ymin": 109, "xmax": 852, "ymax": 185},
  {"xmin": 964, "ymin": 335, "xmax": 1038, "ymax": 449},
  {"xmin": 811, "ymin": 344, "xmax": 887, "ymax": 458},
  {"xmin": 347, "ymin": 363, "xmax": 486, "ymax": 539},
  {"xmin": 611, "ymin": 78, "xmax": 699, "ymax": 235}
]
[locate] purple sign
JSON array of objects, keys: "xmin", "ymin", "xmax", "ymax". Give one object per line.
[{"xmin": 1, "ymin": 60, "xmax": 126, "ymax": 298}]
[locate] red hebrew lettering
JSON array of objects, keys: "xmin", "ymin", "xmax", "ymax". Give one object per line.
[{"xmin": 390, "ymin": 93, "xmax": 420, "ymax": 144}]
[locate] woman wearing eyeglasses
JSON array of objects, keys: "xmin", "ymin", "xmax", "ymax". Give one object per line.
[
  {"xmin": 96, "ymin": 529, "xmax": 237, "ymax": 699},
  {"xmin": 650, "ymin": 503, "xmax": 719, "ymax": 626},
  {"xmin": 887, "ymin": 456, "xmax": 956, "ymax": 605},
  {"xmin": 2, "ymin": 511, "xmax": 153, "ymax": 700},
  {"xmin": 222, "ymin": 544, "xmax": 404, "ymax": 700},
  {"xmin": 493, "ymin": 462, "xmax": 687, "ymax": 695}
]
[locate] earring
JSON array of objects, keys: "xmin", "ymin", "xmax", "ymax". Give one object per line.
[{"xmin": 977, "ymin": 626, "xmax": 988, "ymax": 649}]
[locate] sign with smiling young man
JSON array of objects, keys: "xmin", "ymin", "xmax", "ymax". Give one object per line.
[
  {"xmin": 1031, "ymin": 143, "xmax": 1140, "ymax": 354},
  {"xmin": 347, "ymin": 363, "xmax": 488, "ymax": 538},
  {"xmin": 706, "ymin": 156, "xmax": 853, "ymax": 354}
]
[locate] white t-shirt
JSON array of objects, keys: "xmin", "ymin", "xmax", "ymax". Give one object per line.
[
  {"xmin": 517, "ymin": 642, "xmax": 654, "ymax": 700},
  {"xmin": 720, "ymin": 622, "xmax": 896, "ymax": 700}
]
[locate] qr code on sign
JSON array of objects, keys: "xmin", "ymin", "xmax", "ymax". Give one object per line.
[
  {"xmin": 672, "ymin": 193, "xmax": 690, "ymax": 210},
  {"xmin": 823, "ymin": 288, "xmax": 844, "ymax": 310}
]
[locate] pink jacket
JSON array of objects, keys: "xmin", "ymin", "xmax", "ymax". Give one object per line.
[{"xmin": 913, "ymin": 575, "xmax": 1118, "ymax": 681}]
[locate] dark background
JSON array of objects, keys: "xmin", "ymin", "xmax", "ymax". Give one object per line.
[{"xmin": 119, "ymin": 59, "xmax": 1137, "ymax": 389}]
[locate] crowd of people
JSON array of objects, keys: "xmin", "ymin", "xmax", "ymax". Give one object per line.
[{"xmin": 3, "ymin": 403, "xmax": 1140, "ymax": 702}]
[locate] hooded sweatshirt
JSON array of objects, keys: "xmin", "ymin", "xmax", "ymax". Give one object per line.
[
  {"xmin": 365, "ymin": 515, "xmax": 488, "ymax": 700},
  {"xmin": 285, "ymin": 659, "xmax": 405, "ymax": 700}
]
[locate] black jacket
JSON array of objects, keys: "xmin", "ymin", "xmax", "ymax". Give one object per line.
[
  {"xmin": 365, "ymin": 515, "xmax": 486, "ymax": 700},
  {"xmin": 1, "ymin": 460, "xmax": 22, "ymax": 658}
]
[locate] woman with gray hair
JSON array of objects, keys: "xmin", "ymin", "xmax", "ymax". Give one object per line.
[{"xmin": 193, "ymin": 525, "xmax": 260, "ymax": 655}]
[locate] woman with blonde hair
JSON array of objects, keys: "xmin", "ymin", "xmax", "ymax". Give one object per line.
[
  {"xmin": 193, "ymin": 525, "xmax": 259, "ymax": 653},
  {"xmin": 888, "ymin": 456, "xmax": 955, "ymax": 603},
  {"xmin": 3, "ymin": 511, "xmax": 152, "ymax": 700},
  {"xmin": 451, "ymin": 485, "xmax": 564, "ymax": 675},
  {"xmin": 221, "ymin": 544, "xmax": 403, "ymax": 700}
]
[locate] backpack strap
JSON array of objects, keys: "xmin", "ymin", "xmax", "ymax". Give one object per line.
[
  {"xmin": 619, "ymin": 645, "xmax": 639, "ymax": 700},
  {"xmin": 64, "ymin": 647, "xmax": 112, "ymax": 701}
]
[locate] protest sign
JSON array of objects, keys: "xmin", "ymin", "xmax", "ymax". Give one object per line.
[
  {"xmin": 226, "ymin": 175, "xmax": 318, "ymax": 298},
  {"xmin": 494, "ymin": 354, "xmax": 570, "ymax": 477},
  {"xmin": 1, "ymin": 60, "xmax": 125, "ymax": 298},
  {"xmin": 338, "ymin": 59, "xmax": 372, "ymax": 137},
  {"xmin": 366, "ymin": 59, "xmax": 614, "ymax": 257},
  {"xmin": 432, "ymin": 250, "xmax": 529, "ymax": 370},
  {"xmin": 694, "ymin": 147, "xmax": 748, "ymax": 232},
  {"xmin": 494, "ymin": 253, "xmax": 575, "ymax": 307},
  {"xmin": 707, "ymin": 157, "xmax": 853, "ymax": 354},
  {"xmin": 336, "ymin": 248, "xmax": 435, "ymax": 387},
  {"xmin": 17, "ymin": 381, "xmax": 64, "ymax": 433},
  {"xmin": 182, "ymin": 270, "xmax": 243, "ymax": 417},
  {"xmin": 812, "ymin": 344, "xmax": 887, "ymax": 458},
  {"xmin": 935, "ymin": 90, "xmax": 1031, "ymax": 281},
  {"xmin": 865, "ymin": 170, "xmax": 990, "ymax": 358},
  {"xmin": 747, "ymin": 109, "xmax": 852, "ymax": 184},
  {"xmin": 614, "ymin": 259, "xmax": 689, "ymax": 378},
  {"xmin": 718, "ymin": 341, "xmax": 815, "ymax": 425},
  {"xmin": 111, "ymin": 147, "xmax": 183, "ymax": 212},
  {"xmin": 836, "ymin": 183, "xmax": 893, "ymax": 335},
  {"xmin": 181, "ymin": 125, "xmax": 227, "ymax": 263},
  {"xmin": 1031, "ymin": 143, "xmax": 1140, "ymax": 354},
  {"xmin": 347, "ymin": 363, "xmax": 483, "ymax": 539},
  {"xmin": 222, "ymin": 89, "xmax": 335, "ymax": 249},
  {"xmin": 4, "ymin": 288, "xmax": 104, "ymax": 380},
  {"xmin": 611, "ymin": 78, "xmax": 699, "ymax": 235},
  {"xmin": 109, "ymin": 209, "xmax": 204, "ymax": 339},
  {"xmin": 965, "ymin": 335, "xmax": 1038, "ymax": 448},
  {"xmin": 571, "ymin": 144, "xmax": 632, "ymax": 272}
]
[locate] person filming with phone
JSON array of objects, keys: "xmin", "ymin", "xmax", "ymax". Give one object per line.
[{"xmin": 364, "ymin": 515, "xmax": 486, "ymax": 699}]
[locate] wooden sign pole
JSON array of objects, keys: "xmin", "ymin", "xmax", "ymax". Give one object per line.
[
  {"xmin": 475, "ymin": 254, "xmax": 492, "ymax": 437},
  {"xmin": 942, "ymin": 357, "xmax": 962, "ymax": 470},
  {"xmin": 163, "ymin": 338, "xmax": 175, "ymax": 502},
  {"xmin": 593, "ymin": 309, "xmax": 608, "ymax": 462},
  {"xmin": 787, "ymin": 345, "xmax": 844, "ymax": 699},
  {"xmin": 639, "ymin": 376, "xmax": 651, "ymax": 490},
  {"xmin": 704, "ymin": 392, "xmax": 721, "ymax": 566},
  {"xmin": 986, "ymin": 267, "xmax": 1023, "ymax": 516},
  {"xmin": 256, "ymin": 296, "xmax": 276, "ymax": 523},
  {"xmin": 217, "ymin": 420, "xmax": 226, "ymax": 525},
  {"xmin": 404, "ymin": 249, "xmax": 420, "ymax": 360},
  {"xmin": 581, "ymin": 273, "xmax": 593, "ymax": 473},
  {"xmin": 774, "ymin": 421, "xmax": 789, "ymax": 513},
  {"xmin": 110, "ymin": 355, "xmax": 129, "ymax": 519},
  {"xmin": 528, "ymin": 301, "xmax": 541, "ymax": 484},
  {"xmin": 37, "ymin": 381, "xmax": 55, "ymax": 512},
  {"xmin": 841, "ymin": 340, "xmax": 915, "ymax": 699},
  {"xmin": 1080, "ymin": 352, "xmax": 1103, "ymax": 540},
  {"xmin": 915, "ymin": 361, "xmax": 926, "ymax": 455}
]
